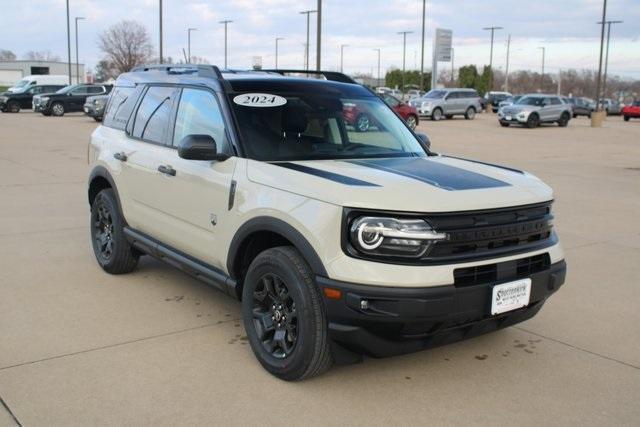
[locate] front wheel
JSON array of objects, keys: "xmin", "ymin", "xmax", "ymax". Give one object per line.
[
  {"xmin": 624, "ymin": 115, "xmax": 630, "ymax": 122},
  {"xmin": 51, "ymin": 102, "xmax": 65, "ymax": 117},
  {"xmin": 526, "ymin": 113, "xmax": 539, "ymax": 129},
  {"xmin": 7, "ymin": 101, "xmax": 20, "ymax": 113},
  {"xmin": 500, "ymin": 121, "xmax": 510, "ymax": 127},
  {"xmin": 242, "ymin": 246, "xmax": 332, "ymax": 381},
  {"xmin": 354, "ymin": 113, "xmax": 370, "ymax": 132},
  {"xmin": 464, "ymin": 107, "xmax": 476, "ymax": 120},
  {"xmin": 93, "ymin": 116, "xmax": 102, "ymax": 122},
  {"xmin": 431, "ymin": 108, "xmax": 443, "ymax": 121},
  {"xmin": 405, "ymin": 115, "xmax": 417, "ymax": 130}
]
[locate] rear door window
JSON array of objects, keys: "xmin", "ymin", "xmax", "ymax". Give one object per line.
[
  {"xmin": 103, "ymin": 87, "xmax": 139, "ymax": 131},
  {"xmin": 131, "ymin": 86, "xmax": 179, "ymax": 145}
]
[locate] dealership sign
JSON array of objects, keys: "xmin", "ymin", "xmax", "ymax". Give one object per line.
[{"xmin": 435, "ymin": 28, "xmax": 452, "ymax": 62}]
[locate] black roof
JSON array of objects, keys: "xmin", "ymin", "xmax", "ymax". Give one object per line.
[{"xmin": 115, "ymin": 65, "xmax": 372, "ymax": 97}]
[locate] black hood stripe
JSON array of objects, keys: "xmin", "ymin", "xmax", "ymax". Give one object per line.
[
  {"xmin": 273, "ymin": 162, "xmax": 381, "ymax": 187},
  {"xmin": 346, "ymin": 158, "xmax": 510, "ymax": 191}
]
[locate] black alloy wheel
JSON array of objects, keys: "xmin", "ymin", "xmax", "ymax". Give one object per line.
[{"xmin": 251, "ymin": 273, "xmax": 298, "ymax": 359}]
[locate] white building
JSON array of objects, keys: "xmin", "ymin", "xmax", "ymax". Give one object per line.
[{"xmin": 0, "ymin": 60, "xmax": 85, "ymax": 87}]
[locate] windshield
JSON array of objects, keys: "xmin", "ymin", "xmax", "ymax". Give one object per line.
[
  {"xmin": 230, "ymin": 92, "xmax": 426, "ymax": 161},
  {"xmin": 423, "ymin": 90, "xmax": 447, "ymax": 99},
  {"xmin": 516, "ymin": 96, "xmax": 545, "ymax": 107},
  {"xmin": 13, "ymin": 79, "xmax": 30, "ymax": 89}
]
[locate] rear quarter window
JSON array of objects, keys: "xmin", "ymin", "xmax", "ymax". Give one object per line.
[{"xmin": 103, "ymin": 87, "xmax": 139, "ymax": 131}]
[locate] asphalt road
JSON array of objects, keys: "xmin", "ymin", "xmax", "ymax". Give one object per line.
[{"xmin": 1, "ymin": 111, "xmax": 639, "ymax": 426}]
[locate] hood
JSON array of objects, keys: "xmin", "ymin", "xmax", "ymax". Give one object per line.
[
  {"xmin": 503, "ymin": 105, "xmax": 540, "ymax": 115},
  {"xmin": 246, "ymin": 156, "xmax": 553, "ymax": 212}
]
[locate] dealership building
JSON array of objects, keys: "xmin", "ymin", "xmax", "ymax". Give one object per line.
[{"xmin": 0, "ymin": 60, "xmax": 85, "ymax": 87}]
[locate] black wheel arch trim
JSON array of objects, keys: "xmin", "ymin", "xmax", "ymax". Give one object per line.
[
  {"xmin": 227, "ymin": 216, "xmax": 328, "ymax": 280},
  {"xmin": 88, "ymin": 166, "xmax": 125, "ymax": 219}
]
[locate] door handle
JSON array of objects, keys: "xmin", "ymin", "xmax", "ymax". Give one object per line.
[
  {"xmin": 113, "ymin": 152, "xmax": 127, "ymax": 162},
  {"xmin": 157, "ymin": 165, "xmax": 176, "ymax": 176}
]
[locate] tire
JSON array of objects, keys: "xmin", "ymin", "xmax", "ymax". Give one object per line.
[
  {"xmin": 464, "ymin": 107, "xmax": 476, "ymax": 120},
  {"xmin": 500, "ymin": 121, "xmax": 510, "ymax": 127},
  {"xmin": 431, "ymin": 108, "xmax": 443, "ymax": 121},
  {"xmin": 354, "ymin": 113, "xmax": 370, "ymax": 132},
  {"xmin": 90, "ymin": 189, "xmax": 139, "ymax": 274},
  {"xmin": 558, "ymin": 112, "xmax": 570, "ymax": 127},
  {"xmin": 405, "ymin": 115, "xmax": 417, "ymax": 130},
  {"xmin": 573, "ymin": 113, "xmax": 577, "ymax": 119},
  {"xmin": 7, "ymin": 101, "xmax": 20, "ymax": 113},
  {"xmin": 42, "ymin": 111, "xmax": 52, "ymax": 116},
  {"xmin": 51, "ymin": 102, "xmax": 65, "ymax": 116},
  {"xmin": 526, "ymin": 113, "xmax": 539, "ymax": 129},
  {"xmin": 93, "ymin": 116, "xmax": 102, "ymax": 122},
  {"xmin": 624, "ymin": 115, "xmax": 630, "ymax": 122},
  {"xmin": 242, "ymin": 246, "xmax": 332, "ymax": 381}
]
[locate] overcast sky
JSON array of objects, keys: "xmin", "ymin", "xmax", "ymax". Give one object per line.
[{"xmin": 2, "ymin": 0, "xmax": 639, "ymax": 78}]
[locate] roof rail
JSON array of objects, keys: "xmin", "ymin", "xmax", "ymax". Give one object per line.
[
  {"xmin": 130, "ymin": 64, "xmax": 224, "ymax": 80},
  {"xmin": 261, "ymin": 69, "xmax": 357, "ymax": 84}
]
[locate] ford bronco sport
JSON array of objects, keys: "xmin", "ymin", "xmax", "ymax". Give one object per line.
[{"xmin": 88, "ymin": 65, "xmax": 566, "ymax": 381}]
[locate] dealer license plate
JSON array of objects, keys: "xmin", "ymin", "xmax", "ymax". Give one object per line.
[
  {"xmin": 491, "ymin": 278, "xmax": 531, "ymax": 315},
  {"xmin": 84, "ymin": 107, "xmax": 89, "ymax": 113}
]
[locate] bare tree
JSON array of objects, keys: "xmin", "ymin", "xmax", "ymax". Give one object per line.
[
  {"xmin": 23, "ymin": 50, "xmax": 61, "ymax": 61},
  {"xmin": 98, "ymin": 20, "xmax": 154, "ymax": 75},
  {"xmin": 0, "ymin": 49, "xmax": 17, "ymax": 61}
]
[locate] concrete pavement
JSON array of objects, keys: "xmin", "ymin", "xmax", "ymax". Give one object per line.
[{"xmin": 0, "ymin": 111, "xmax": 638, "ymax": 426}]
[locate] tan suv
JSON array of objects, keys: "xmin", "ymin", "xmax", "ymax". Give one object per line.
[{"xmin": 88, "ymin": 65, "xmax": 566, "ymax": 380}]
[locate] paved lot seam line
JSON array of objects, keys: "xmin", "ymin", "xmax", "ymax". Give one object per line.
[
  {"xmin": 0, "ymin": 319, "xmax": 241, "ymax": 372},
  {"xmin": 0, "ymin": 393, "xmax": 22, "ymax": 426},
  {"xmin": 515, "ymin": 326, "xmax": 640, "ymax": 370}
]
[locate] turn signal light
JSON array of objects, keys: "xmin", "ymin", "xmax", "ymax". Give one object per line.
[{"xmin": 323, "ymin": 287, "xmax": 342, "ymax": 300}]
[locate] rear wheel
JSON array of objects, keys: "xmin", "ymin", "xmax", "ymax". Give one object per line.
[
  {"xmin": 464, "ymin": 107, "xmax": 476, "ymax": 120},
  {"xmin": 242, "ymin": 246, "xmax": 332, "ymax": 381},
  {"xmin": 7, "ymin": 101, "xmax": 20, "ymax": 113},
  {"xmin": 431, "ymin": 108, "xmax": 443, "ymax": 121},
  {"xmin": 624, "ymin": 115, "xmax": 630, "ymax": 122},
  {"xmin": 526, "ymin": 113, "xmax": 539, "ymax": 129},
  {"xmin": 51, "ymin": 102, "xmax": 65, "ymax": 116},
  {"xmin": 558, "ymin": 112, "xmax": 570, "ymax": 127},
  {"xmin": 90, "ymin": 189, "xmax": 139, "ymax": 274},
  {"xmin": 355, "ymin": 113, "xmax": 370, "ymax": 132},
  {"xmin": 405, "ymin": 115, "xmax": 417, "ymax": 130}
]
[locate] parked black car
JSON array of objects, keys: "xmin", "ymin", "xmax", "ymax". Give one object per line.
[
  {"xmin": 485, "ymin": 91, "xmax": 512, "ymax": 113},
  {"xmin": 564, "ymin": 97, "xmax": 592, "ymax": 118},
  {"xmin": 0, "ymin": 84, "xmax": 66, "ymax": 113},
  {"xmin": 33, "ymin": 84, "xmax": 112, "ymax": 116},
  {"xmin": 83, "ymin": 94, "xmax": 110, "ymax": 121}
]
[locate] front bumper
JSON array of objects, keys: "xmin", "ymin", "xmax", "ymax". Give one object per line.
[
  {"xmin": 83, "ymin": 104, "xmax": 104, "ymax": 117},
  {"xmin": 319, "ymin": 259, "xmax": 566, "ymax": 357},
  {"xmin": 33, "ymin": 102, "xmax": 48, "ymax": 113}
]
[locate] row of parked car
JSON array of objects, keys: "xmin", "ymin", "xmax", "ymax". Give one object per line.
[{"xmin": 0, "ymin": 79, "xmax": 111, "ymax": 121}]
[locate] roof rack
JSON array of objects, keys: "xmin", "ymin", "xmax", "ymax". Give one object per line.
[
  {"xmin": 261, "ymin": 69, "xmax": 357, "ymax": 84},
  {"xmin": 130, "ymin": 64, "xmax": 224, "ymax": 80}
]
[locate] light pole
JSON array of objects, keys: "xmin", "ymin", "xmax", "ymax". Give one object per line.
[
  {"xmin": 451, "ymin": 47, "xmax": 455, "ymax": 85},
  {"xmin": 420, "ymin": 0, "xmax": 426, "ymax": 90},
  {"xmin": 219, "ymin": 20, "xmax": 233, "ymax": 68},
  {"xmin": 373, "ymin": 48, "xmax": 381, "ymax": 87},
  {"xmin": 482, "ymin": 26, "xmax": 503, "ymax": 94},
  {"xmin": 66, "ymin": 0, "xmax": 71, "ymax": 85},
  {"xmin": 159, "ymin": 0, "xmax": 163, "ymax": 63},
  {"xmin": 275, "ymin": 37, "xmax": 284, "ymax": 68},
  {"xmin": 504, "ymin": 34, "xmax": 511, "ymax": 92},
  {"xmin": 594, "ymin": 0, "xmax": 608, "ymax": 113},
  {"xmin": 74, "ymin": 17, "xmax": 85, "ymax": 84},
  {"xmin": 397, "ymin": 31, "xmax": 412, "ymax": 96},
  {"xmin": 300, "ymin": 10, "xmax": 317, "ymax": 71},
  {"xmin": 316, "ymin": 0, "xmax": 322, "ymax": 71},
  {"xmin": 538, "ymin": 46, "xmax": 546, "ymax": 91},
  {"xmin": 340, "ymin": 44, "xmax": 348, "ymax": 73},
  {"xmin": 597, "ymin": 19, "xmax": 623, "ymax": 100},
  {"xmin": 187, "ymin": 28, "xmax": 197, "ymax": 63}
]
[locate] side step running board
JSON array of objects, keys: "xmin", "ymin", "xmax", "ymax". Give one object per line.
[{"xmin": 123, "ymin": 227, "xmax": 238, "ymax": 299}]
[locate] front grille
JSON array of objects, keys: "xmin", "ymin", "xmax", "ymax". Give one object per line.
[
  {"xmin": 454, "ymin": 253, "xmax": 551, "ymax": 287},
  {"xmin": 425, "ymin": 202, "xmax": 554, "ymax": 263}
]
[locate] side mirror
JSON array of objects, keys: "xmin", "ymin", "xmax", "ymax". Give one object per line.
[
  {"xmin": 178, "ymin": 134, "xmax": 229, "ymax": 161},
  {"xmin": 416, "ymin": 133, "xmax": 431, "ymax": 151}
]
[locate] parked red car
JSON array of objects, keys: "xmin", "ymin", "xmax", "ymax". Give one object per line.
[
  {"xmin": 622, "ymin": 100, "xmax": 640, "ymax": 121},
  {"xmin": 343, "ymin": 94, "xmax": 419, "ymax": 132}
]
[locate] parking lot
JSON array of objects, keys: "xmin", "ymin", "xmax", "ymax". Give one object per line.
[{"xmin": 0, "ymin": 110, "xmax": 639, "ymax": 426}]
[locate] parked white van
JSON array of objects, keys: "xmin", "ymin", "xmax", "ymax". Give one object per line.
[{"xmin": 7, "ymin": 75, "xmax": 69, "ymax": 93}]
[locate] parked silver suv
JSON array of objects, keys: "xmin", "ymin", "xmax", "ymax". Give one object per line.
[
  {"xmin": 409, "ymin": 88, "xmax": 481, "ymax": 121},
  {"xmin": 498, "ymin": 94, "xmax": 572, "ymax": 128}
]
